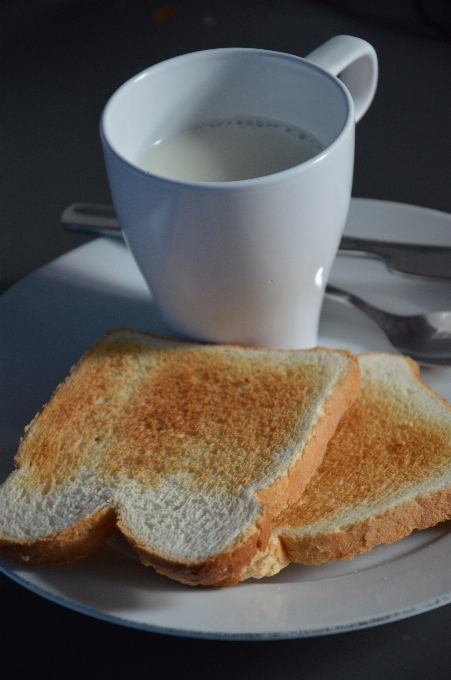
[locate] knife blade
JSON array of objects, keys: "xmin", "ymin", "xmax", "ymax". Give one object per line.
[{"xmin": 61, "ymin": 203, "xmax": 451, "ymax": 281}]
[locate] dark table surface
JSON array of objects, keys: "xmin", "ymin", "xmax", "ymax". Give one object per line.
[{"xmin": 2, "ymin": 1, "xmax": 451, "ymax": 677}]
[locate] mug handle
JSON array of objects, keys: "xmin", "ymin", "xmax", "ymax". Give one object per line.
[{"xmin": 305, "ymin": 35, "xmax": 378, "ymax": 123}]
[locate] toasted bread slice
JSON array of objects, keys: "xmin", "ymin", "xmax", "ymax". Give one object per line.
[
  {"xmin": 245, "ymin": 352, "xmax": 451, "ymax": 579},
  {"xmin": 0, "ymin": 330, "xmax": 359, "ymax": 586}
]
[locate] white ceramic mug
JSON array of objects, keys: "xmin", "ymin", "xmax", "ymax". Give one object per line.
[{"xmin": 100, "ymin": 36, "xmax": 378, "ymax": 349}]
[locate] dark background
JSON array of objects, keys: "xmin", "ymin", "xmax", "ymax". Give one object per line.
[{"xmin": 2, "ymin": 1, "xmax": 451, "ymax": 677}]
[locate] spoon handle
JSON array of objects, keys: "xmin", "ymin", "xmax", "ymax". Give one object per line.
[{"xmin": 324, "ymin": 284, "xmax": 396, "ymax": 335}]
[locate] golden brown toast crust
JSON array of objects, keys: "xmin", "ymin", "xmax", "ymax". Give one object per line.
[
  {"xmin": 270, "ymin": 352, "xmax": 451, "ymax": 568},
  {"xmin": 121, "ymin": 521, "xmax": 263, "ymax": 587},
  {"xmin": 0, "ymin": 330, "xmax": 360, "ymax": 585},
  {"xmin": 281, "ymin": 486, "xmax": 451, "ymax": 565},
  {"xmin": 0, "ymin": 507, "xmax": 117, "ymax": 566},
  {"xmin": 113, "ymin": 339, "xmax": 360, "ymax": 586}
]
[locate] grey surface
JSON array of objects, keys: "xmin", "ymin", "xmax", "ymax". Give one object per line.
[{"xmin": 1, "ymin": 0, "xmax": 451, "ymax": 677}]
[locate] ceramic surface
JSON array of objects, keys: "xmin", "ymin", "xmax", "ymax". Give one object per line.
[{"xmin": 101, "ymin": 38, "xmax": 377, "ymax": 349}]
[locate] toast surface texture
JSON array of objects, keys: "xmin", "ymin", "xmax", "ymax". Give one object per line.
[
  {"xmin": 245, "ymin": 352, "xmax": 451, "ymax": 579},
  {"xmin": 0, "ymin": 330, "xmax": 359, "ymax": 586}
]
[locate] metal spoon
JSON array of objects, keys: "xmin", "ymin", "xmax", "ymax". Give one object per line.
[
  {"xmin": 325, "ymin": 285, "xmax": 451, "ymax": 367},
  {"xmin": 61, "ymin": 205, "xmax": 451, "ymax": 366}
]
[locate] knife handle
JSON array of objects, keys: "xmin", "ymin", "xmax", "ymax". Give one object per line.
[
  {"xmin": 338, "ymin": 236, "xmax": 451, "ymax": 281},
  {"xmin": 61, "ymin": 203, "xmax": 122, "ymax": 239}
]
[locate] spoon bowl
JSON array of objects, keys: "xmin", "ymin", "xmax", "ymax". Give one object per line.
[{"xmin": 325, "ymin": 285, "xmax": 451, "ymax": 367}]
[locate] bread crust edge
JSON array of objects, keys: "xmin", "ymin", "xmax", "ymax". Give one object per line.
[
  {"xmin": 119, "ymin": 521, "xmax": 265, "ymax": 587},
  {"xmin": 280, "ymin": 485, "xmax": 451, "ymax": 565},
  {"xmin": 0, "ymin": 506, "xmax": 117, "ymax": 566}
]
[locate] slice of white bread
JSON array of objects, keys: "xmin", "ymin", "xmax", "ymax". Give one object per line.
[
  {"xmin": 245, "ymin": 352, "xmax": 451, "ymax": 579},
  {"xmin": 0, "ymin": 329, "xmax": 359, "ymax": 586}
]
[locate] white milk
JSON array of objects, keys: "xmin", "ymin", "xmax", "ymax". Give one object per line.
[{"xmin": 138, "ymin": 117, "xmax": 325, "ymax": 182}]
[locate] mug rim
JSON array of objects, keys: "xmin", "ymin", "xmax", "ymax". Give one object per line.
[{"xmin": 100, "ymin": 46, "xmax": 355, "ymax": 189}]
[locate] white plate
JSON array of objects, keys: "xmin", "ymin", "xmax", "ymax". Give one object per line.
[{"xmin": 1, "ymin": 198, "xmax": 451, "ymax": 639}]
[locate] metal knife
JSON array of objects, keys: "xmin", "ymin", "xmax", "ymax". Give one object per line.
[{"xmin": 61, "ymin": 203, "xmax": 451, "ymax": 281}]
